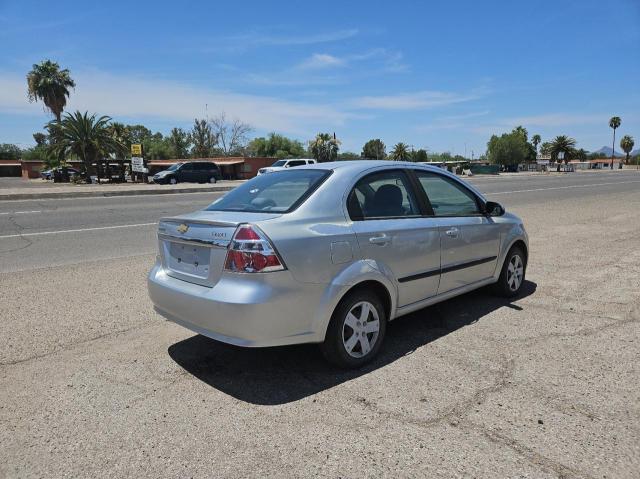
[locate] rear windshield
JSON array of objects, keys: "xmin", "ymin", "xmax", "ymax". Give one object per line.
[{"xmin": 206, "ymin": 169, "xmax": 330, "ymax": 213}]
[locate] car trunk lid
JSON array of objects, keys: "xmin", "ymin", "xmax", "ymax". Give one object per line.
[{"xmin": 158, "ymin": 210, "xmax": 281, "ymax": 287}]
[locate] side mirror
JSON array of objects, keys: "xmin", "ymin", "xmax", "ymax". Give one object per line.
[{"xmin": 485, "ymin": 201, "xmax": 505, "ymax": 216}]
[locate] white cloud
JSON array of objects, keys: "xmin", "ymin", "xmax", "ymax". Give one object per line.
[
  {"xmin": 296, "ymin": 53, "xmax": 346, "ymax": 70},
  {"xmin": 503, "ymin": 113, "xmax": 604, "ymax": 127},
  {"xmin": 0, "ymin": 70, "xmax": 356, "ymax": 134},
  {"xmin": 205, "ymin": 29, "xmax": 360, "ymax": 51},
  {"xmin": 351, "ymin": 90, "xmax": 481, "ymax": 110}
]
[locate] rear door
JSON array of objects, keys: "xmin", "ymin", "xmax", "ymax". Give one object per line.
[
  {"xmin": 413, "ymin": 171, "xmax": 500, "ymax": 294},
  {"xmin": 348, "ymin": 169, "xmax": 441, "ymax": 307}
]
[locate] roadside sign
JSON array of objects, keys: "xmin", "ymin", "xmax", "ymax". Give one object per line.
[
  {"xmin": 131, "ymin": 144, "xmax": 143, "ymax": 156},
  {"xmin": 131, "ymin": 156, "xmax": 145, "ymax": 173}
]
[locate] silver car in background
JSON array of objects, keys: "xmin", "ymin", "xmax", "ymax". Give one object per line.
[{"xmin": 148, "ymin": 161, "xmax": 528, "ymax": 367}]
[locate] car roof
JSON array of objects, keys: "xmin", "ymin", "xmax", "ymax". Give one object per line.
[{"xmin": 298, "ymin": 160, "xmax": 445, "ymax": 173}]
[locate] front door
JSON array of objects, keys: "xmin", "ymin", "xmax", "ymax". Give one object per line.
[
  {"xmin": 348, "ymin": 169, "xmax": 441, "ymax": 307},
  {"xmin": 413, "ymin": 170, "xmax": 500, "ymax": 294}
]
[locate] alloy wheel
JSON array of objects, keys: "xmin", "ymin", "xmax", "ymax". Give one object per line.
[
  {"xmin": 507, "ymin": 254, "xmax": 524, "ymax": 291},
  {"xmin": 342, "ymin": 301, "xmax": 380, "ymax": 358}
]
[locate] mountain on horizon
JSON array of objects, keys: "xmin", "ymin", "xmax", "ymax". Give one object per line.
[{"xmin": 590, "ymin": 146, "xmax": 625, "ymax": 157}]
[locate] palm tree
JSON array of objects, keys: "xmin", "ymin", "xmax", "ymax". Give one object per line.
[
  {"xmin": 609, "ymin": 116, "xmax": 621, "ymax": 169},
  {"xmin": 390, "ymin": 142, "xmax": 410, "ymax": 161},
  {"xmin": 27, "ymin": 60, "xmax": 75, "ymax": 121},
  {"xmin": 48, "ymin": 111, "xmax": 126, "ymax": 179},
  {"xmin": 550, "ymin": 135, "xmax": 577, "ymax": 165},
  {"xmin": 309, "ymin": 133, "xmax": 340, "ymax": 162},
  {"xmin": 531, "ymin": 134, "xmax": 541, "ymax": 156},
  {"xmin": 620, "ymin": 135, "xmax": 634, "ymax": 165}
]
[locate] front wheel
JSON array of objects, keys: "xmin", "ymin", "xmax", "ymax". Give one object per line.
[
  {"xmin": 320, "ymin": 290, "xmax": 386, "ymax": 368},
  {"xmin": 209, "ymin": 176, "xmax": 217, "ymax": 184},
  {"xmin": 493, "ymin": 246, "xmax": 526, "ymax": 297},
  {"xmin": 169, "ymin": 177, "xmax": 177, "ymax": 185}
]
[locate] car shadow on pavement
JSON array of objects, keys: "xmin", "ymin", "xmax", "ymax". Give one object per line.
[{"xmin": 168, "ymin": 280, "xmax": 537, "ymax": 405}]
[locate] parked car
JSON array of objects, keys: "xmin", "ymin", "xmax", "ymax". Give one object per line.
[
  {"xmin": 40, "ymin": 167, "xmax": 80, "ymax": 180},
  {"xmin": 257, "ymin": 158, "xmax": 316, "ymax": 175},
  {"xmin": 152, "ymin": 162, "xmax": 222, "ymax": 184},
  {"xmin": 148, "ymin": 161, "xmax": 528, "ymax": 368}
]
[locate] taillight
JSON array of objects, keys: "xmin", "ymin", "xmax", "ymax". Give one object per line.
[{"xmin": 224, "ymin": 224, "xmax": 285, "ymax": 273}]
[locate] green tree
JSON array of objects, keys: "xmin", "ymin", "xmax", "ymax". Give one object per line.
[
  {"xmin": 487, "ymin": 129, "xmax": 531, "ymax": 166},
  {"xmin": 309, "ymin": 133, "xmax": 340, "ymax": 162},
  {"xmin": 620, "ymin": 135, "xmax": 634, "ymax": 165},
  {"xmin": 26, "ymin": 60, "xmax": 75, "ymax": 121},
  {"xmin": 47, "ymin": 111, "xmax": 127, "ymax": 177},
  {"xmin": 33, "ymin": 132, "xmax": 48, "ymax": 146},
  {"xmin": 108, "ymin": 122, "xmax": 131, "ymax": 155},
  {"xmin": 531, "ymin": 134, "xmax": 541, "ymax": 155},
  {"xmin": 168, "ymin": 127, "xmax": 192, "ymax": 159},
  {"xmin": 609, "ymin": 116, "xmax": 621, "ymax": 169},
  {"xmin": 412, "ymin": 149, "xmax": 428, "ymax": 162},
  {"xmin": 337, "ymin": 151, "xmax": 360, "ymax": 160},
  {"xmin": 248, "ymin": 133, "xmax": 305, "ymax": 158},
  {"xmin": 191, "ymin": 118, "xmax": 216, "ymax": 158},
  {"xmin": 574, "ymin": 148, "xmax": 588, "ymax": 161},
  {"xmin": 513, "ymin": 125, "xmax": 529, "ymax": 141},
  {"xmin": 539, "ymin": 142, "xmax": 552, "ymax": 156},
  {"xmin": 549, "ymin": 135, "xmax": 577, "ymax": 164},
  {"xmin": 126, "ymin": 124, "xmax": 152, "ymax": 144},
  {"xmin": 361, "ymin": 139, "xmax": 386, "ymax": 160},
  {"xmin": 0, "ymin": 144, "xmax": 22, "ymax": 160},
  {"xmin": 390, "ymin": 142, "xmax": 410, "ymax": 161}
]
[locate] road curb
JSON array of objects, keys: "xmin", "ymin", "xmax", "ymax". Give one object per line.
[{"xmin": 0, "ymin": 185, "xmax": 236, "ymax": 201}]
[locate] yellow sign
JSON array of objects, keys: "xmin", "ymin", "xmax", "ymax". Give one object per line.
[{"xmin": 131, "ymin": 144, "xmax": 142, "ymax": 156}]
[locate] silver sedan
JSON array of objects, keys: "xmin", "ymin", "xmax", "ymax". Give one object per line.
[{"xmin": 148, "ymin": 161, "xmax": 528, "ymax": 367}]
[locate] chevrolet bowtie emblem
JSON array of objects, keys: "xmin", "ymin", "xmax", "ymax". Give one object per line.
[{"xmin": 177, "ymin": 223, "xmax": 189, "ymax": 234}]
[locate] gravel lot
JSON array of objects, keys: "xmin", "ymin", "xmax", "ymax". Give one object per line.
[{"xmin": 1, "ymin": 175, "xmax": 639, "ymax": 478}]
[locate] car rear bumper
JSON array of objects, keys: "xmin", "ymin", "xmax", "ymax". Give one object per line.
[{"xmin": 148, "ymin": 261, "xmax": 327, "ymax": 347}]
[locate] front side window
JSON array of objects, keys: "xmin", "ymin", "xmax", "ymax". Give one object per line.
[
  {"xmin": 348, "ymin": 170, "xmax": 420, "ymax": 220},
  {"xmin": 415, "ymin": 171, "xmax": 480, "ymax": 216},
  {"xmin": 287, "ymin": 160, "xmax": 306, "ymax": 167},
  {"xmin": 206, "ymin": 169, "xmax": 330, "ymax": 213}
]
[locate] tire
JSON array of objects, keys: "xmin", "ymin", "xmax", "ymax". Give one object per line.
[
  {"xmin": 169, "ymin": 177, "xmax": 177, "ymax": 185},
  {"xmin": 320, "ymin": 289, "xmax": 387, "ymax": 368},
  {"xmin": 492, "ymin": 246, "xmax": 526, "ymax": 297},
  {"xmin": 209, "ymin": 176, "xmax": 217, "ymax": 184}
]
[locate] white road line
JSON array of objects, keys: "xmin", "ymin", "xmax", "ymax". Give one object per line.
[
  {"xmin": 0, "ymin": 222, "xmax": 157, "ymax": 240},
  {"xmin": 488, "ymin": 180, "xmax": 640, "ymax": 195},
  {"xmin": 0, "ymin": 210, "xmax": 42, "ymax": 215}
]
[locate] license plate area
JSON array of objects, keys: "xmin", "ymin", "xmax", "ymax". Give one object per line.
[{"xmin": 166, "ymin": 242, "xmax": 211, "ymax": 279}]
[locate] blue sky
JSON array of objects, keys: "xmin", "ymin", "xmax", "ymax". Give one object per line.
[{"xmin": 1, "ymin": 0, "xmax": 639, "ymax": 155}]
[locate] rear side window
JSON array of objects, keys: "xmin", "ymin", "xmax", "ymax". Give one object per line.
[
  {"xmin": 348, "ymin": 170, "xmax": 420, "ymax": 220},
  {"xmin": 415, "ymin": 171, "xmax": 480, "ymax": 216},
  {"xmin": 206, "ymin": 169, "xmax": 330, "ymax": 213}
]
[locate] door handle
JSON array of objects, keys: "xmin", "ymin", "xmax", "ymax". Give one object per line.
[
  {"xmin": 369, "ymin": 235, "xmax": 390, "ymax": 245},
  {"xmin": 445, "ymin": 227, "xmax": 459, "ymax": 238}
]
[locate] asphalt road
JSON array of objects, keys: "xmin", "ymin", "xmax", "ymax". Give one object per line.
[
  {"xmin": 1, "ymin": 170, "xmax": 639, "ymax": 478},
  {"xmin": 1, "ymin": 170, "xmax": 639, "ymax": 273}
]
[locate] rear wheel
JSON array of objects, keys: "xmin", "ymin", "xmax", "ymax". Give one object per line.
[
  {"xmin": 493, "ymin": 246, "xmax": 526, "ymax": 297},
  {"xmin": 209, "ymin": 176, "xmax": 217, "ymax": 184},
  {"xmin": 321, "ymin": 290, "xmax": 386, "ymax": 368}
]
